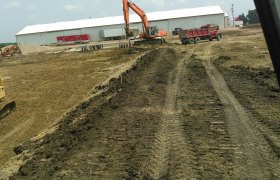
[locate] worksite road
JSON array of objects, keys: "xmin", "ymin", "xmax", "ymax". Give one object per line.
[{"xmin": 1, "ymin": 27, "xmax": 280, "ymax": 179}]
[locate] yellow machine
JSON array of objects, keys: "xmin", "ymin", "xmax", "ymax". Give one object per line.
[{"xmin": 0, "ymin": 78, "xmax": 16, "ymax": 120}]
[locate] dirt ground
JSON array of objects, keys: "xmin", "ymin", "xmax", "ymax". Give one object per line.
[
  {"xmin": 1, "ymin": 26, "xmax": 280, "ymax": 179},
  {"xmin": 0, "ymin": 47, "xmax": 147, "ymax": 169}
]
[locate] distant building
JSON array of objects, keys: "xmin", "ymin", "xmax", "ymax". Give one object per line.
[
  {"xmin": 234, "ymin": 17, "xmax": 244, "ymax": 26},
  {"xmin": 229, "ymin": 17, "xmax": 244, "ymax": 27},
  {"xmin": 16, "ymin": 5, "xmax": 226, "ymax": 45},
  {"xmin": 224, "ymin": 12, "xmax": 230, "ymax": 27}
]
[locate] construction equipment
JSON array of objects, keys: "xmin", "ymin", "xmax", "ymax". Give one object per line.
[
  {"xmin": 0, "ymin": 78, "xmax": 16, "ymax": 120},
  {"xmin": 123, "ymin": 0, "xmax": 167, "ymax": 45},
  {"xmin": 0, "ymin": 45, "xmax": 22, "ymax": 57},
  {"xmin": 172, "ymin": 28, "xmax": 183, "ymax": 35},
  {"xmin": 179, "ymin": 24, "xmax": 222, "ymax": 44}
]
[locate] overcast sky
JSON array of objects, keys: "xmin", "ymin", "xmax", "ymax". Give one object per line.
[{"xmin": 0, "ymin": 0, "xmax": 255, "ymax": 42}]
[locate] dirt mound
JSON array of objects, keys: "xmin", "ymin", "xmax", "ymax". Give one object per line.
[
  {"xmin": 9, "ymin": 48, "xmax": 170, "ymax": 178},
  {"xmin": 223, "ymin": 26, "xmax": 263, "ymax": 37},
  {"xmin": 19, "ymin": 44, "xmax": 54, "ymax": 54},
  {"xmin": 214, "ymin": 56, "xmax": 277, "ymax": 89},
  {"xmin": 216, "ymin": 55, "xmax": 232, "ymax": 61},
  {"xmin": 241, "ymin": 24, "xmax": 262, "ymax": 29}
]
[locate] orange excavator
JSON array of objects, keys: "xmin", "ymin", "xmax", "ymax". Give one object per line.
[{"xmin": 123, "ymin": 0, "xmax": 167, "ymax": 45}]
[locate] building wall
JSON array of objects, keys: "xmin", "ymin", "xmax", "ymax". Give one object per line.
[
  {"xmin": 164, "ymin": 14, "xmax": 225, "ymax": 32},
  {"xmin": 229, "ymin": 20, "xmax": 244, "ymax": 26},
  {"xmin": 224, "ymin": 16, "xmax": 230, "ymax": 27},
  {"xmin": 16, "ymin": 14, "xmax": 224, "ymax": 45}
]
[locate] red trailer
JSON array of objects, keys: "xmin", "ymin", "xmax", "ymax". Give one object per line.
[
  {"xmin": 179, "ymin": 25, "xmax": 222, "ymax": 44},
  {"xmin": 56, "ymin": 34, "xmax": 91, "ymax": 44}
]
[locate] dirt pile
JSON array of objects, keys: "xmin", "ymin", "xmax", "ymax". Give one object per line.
[
  {"xmin": 10, "ymin": 48, "xmax": 173, "ymax": 178},
  {"xmin": 19, "ymin": 44, "xmax": 54, "ymax": 54},
  {"xmin": 0, "ymin": 47, "xmax": 147, "ymax": 176},
  {"xmin": 215, "ymin": 55, "xmax": 277, "ymax": 90}
]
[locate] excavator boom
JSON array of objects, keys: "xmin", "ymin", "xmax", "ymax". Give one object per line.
[
  {"xmin": 122, "ymin": 0, "xmax": 167, "ymax": 44},
  {"xmin": 123, "ymin": 0, "xmax": 149, "ymax": 34}
]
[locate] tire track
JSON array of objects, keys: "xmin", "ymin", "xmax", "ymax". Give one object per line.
[
  {"xmin": 203, "ymin": 44, "xmax": 280, "ymax": 179},
  {"xmin": 143, "ymin": 45, "xmax": 201, "ymax": 179}
]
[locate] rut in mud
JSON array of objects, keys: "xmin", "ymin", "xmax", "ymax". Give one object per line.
[
  {"xmin": 203, "ymin": 45, "xmax": 280, "ymax": 178},
  {"xmin": 9, "ymin": 44, "xmax": 280, "ymax": 179}
]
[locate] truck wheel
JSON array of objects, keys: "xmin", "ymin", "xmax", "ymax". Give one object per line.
[
  {"xmin": 195, "ymin": 37, "xmax": 200, "ymax": 44},
  {"xmin": 182, "ymin": 39, "xmax": 187, "ymax": 45},
  {"xmin": 217, "ymin": 34, "xmax": 221, "ymax": 41},
  {"xmin": 189, "ymin": 38, "xmax": 195, "ymax": 44}
]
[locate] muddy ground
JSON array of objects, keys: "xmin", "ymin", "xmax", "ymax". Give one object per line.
[
  {"xmin": 0, "ymin": 48, "xmax": 147, "ymax": 168},
  {"xmin": 1, "ymin": 27, "xmax": 280, "ymax": 179}
]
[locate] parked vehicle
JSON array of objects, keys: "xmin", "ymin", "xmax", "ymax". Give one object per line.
[
  {"xmin": 57, "ymin": 34, "xmax": 90, "ymax": 44},
  {"xmin": 103, "ymin": 28, "xmax": 126, "ymax": 40},
  {"xmin": 172, "ymin": 28, "xmax": 183, "ymax": 35},
  {"xmin": 179, "ymin": 25, "xmax": 222, "ymax": 44}
]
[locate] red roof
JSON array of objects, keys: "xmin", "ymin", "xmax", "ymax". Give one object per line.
[{"xmin": 235, "ymin": 17, "xmax": 241, "ymax": 21}]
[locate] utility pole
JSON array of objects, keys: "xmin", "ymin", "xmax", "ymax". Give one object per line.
[{"xmin": 231, "ymin": 4, "xmax": 235, "ymax": 26}]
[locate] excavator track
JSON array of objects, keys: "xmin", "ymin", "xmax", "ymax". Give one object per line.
[
  {"xmin": 0, "ymin": 101, "xmax": 16, "ymax": 120},
  {"xmin": 134, "ymin": 38, "xmax": 165, "ymax": 46}
]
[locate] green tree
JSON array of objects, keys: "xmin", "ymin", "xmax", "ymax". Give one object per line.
[
  {"xmin": 0, "ymin": 43, "xmax": 17, "ymax": 49},
  {"xmin": 238, "ymin": 13, "xmax": 248, "ymax": 25},
  {"xmin": 246, "ymin": 9, "xmax": 260, "ymax": 24}
]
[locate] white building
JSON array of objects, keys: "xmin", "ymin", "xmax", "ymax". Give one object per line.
[
  {"xmin": 16, "ymin": 5, "xmax": 226, "ymax": 45},
  {"xmin": 229, "ymin": 17, "xmax": 244, "ymax": 27},
  {"xmin": 224, "ymin": 13, "xmax": 231, "ymax": 27}
]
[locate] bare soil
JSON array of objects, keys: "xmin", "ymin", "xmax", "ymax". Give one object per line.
[
  {"xmin": 1, "ymin": 27, "xmax": 280, "ymax": 179},
  {"xmin": 0, "ymin": 48, "xmax": 147, "ymax": 169}
]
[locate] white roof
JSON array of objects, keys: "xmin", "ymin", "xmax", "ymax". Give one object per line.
[{"xmin": 16, "ymin": 5, "xmax": 224, "ymax": 35}]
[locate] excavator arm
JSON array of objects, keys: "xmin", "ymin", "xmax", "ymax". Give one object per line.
[
  {"xmin": 123, "ymin": 0, "xmax": 150, "ymax": 37},
  {"xmin": 122, "ymin": 0, "xmax": 167, "ymax": 45}
]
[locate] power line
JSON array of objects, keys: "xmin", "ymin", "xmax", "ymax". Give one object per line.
[{"xmin": 231, "ymin": 4, "xmax": 234, "ymax": 26}]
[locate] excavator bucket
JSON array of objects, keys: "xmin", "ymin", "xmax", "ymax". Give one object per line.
[{"xmin": 0, "ymin": 101, "xmax": 16, "ymax": 120}]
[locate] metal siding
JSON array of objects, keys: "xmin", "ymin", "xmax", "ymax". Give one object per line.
[
  {"xmin": 63, "ymin": 29, "xmax": 81, "ymax": 35},
  {"xmin": 17, "ymin": 31, "xmax": 64, "ymax": 45},
  {"xmin": 150, "ymin": 21, "xmax": 169, "ymax": 33},
  {"xmin": 81, "ymin": 24, "xmax": 126, "ymax": 41},
  {"xmin": 168, "ymin": 14, "xmax": 224, "ymax": 34},
  {"xmin": 81, "ymin": 27, "xmax": 103, "ymax": 41}
]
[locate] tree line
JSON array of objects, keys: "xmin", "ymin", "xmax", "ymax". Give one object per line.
[
  {"xmin": 238, "ymin": 9, "xmax": 260, "ymax": 25},
  {"xmin": 0, "ymin": 43, "xmax": 17, "ymax": 49}
]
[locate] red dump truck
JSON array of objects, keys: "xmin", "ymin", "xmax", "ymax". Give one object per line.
[{"xmin": 179, "ymin": 25, "xmax": 222, "ymax": 44}]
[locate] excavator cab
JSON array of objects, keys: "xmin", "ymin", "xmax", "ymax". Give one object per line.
[{"xmin": 148, "ymin": 26, "xmax": 159, "ymax": 36}]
